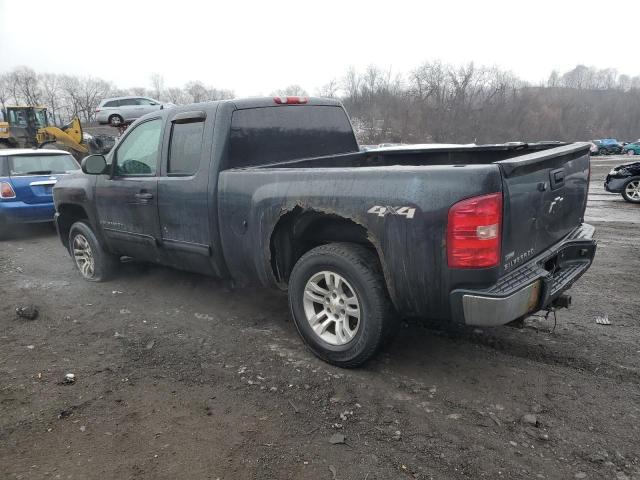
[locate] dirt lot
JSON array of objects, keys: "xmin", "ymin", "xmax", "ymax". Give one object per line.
[{"xmin": 1, "ymin": 156, "xmax": 638, "ymax": 480}]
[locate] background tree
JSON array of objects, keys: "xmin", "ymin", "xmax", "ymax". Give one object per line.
[{"xmin": 1, "ymin": 63, "xmax": 639, "ymax": 142}]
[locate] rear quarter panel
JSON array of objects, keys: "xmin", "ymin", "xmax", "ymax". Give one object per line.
[{"xmin": 218, "ymin": 164, "xmax": 503, "ymax": 318}]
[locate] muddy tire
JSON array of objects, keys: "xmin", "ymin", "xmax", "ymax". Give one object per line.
[
  {"xmin": 621, "ymin": 178, "xmax": 640, "ymax": 204},
  {"xmin": 288, "ymin": 242, "xmax": 397, "ymax": 368},
  {"xmin": 109, "ymin": 114, "xmax": 124, "ymax": 127},
  {"xmin": 68, "ymin": 221, "xmax": 118, "ymax": 281}
]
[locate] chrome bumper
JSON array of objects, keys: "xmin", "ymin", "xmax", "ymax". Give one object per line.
[
  {"xmin": 462, "ymin": 280, "xmax": 542, "ymax": 327},
  {"xmin": 450, "ymin": 223, "xmax": 596, "ymax": 327}
]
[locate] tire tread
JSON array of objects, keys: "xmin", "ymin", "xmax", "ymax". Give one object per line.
[{"xmin": 289, "ymin": 242, "xmax": 396, "ymax": 367}]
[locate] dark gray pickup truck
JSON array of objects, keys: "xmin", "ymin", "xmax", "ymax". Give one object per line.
[{"xmin": 53, "ymin": 96, "xmax": 597, "ymax": 367}]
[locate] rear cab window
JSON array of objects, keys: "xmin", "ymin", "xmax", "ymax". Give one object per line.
[
  {"xmin": 8, "ymin": 154, "xmax": 78, "ymax": 175},
  {"xmin": 227, "ymin": 105, "xmax": 358, "ymax": 168}
]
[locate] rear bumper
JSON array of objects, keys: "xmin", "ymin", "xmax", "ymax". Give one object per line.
[
  {"xmin": 0, "ymin": 201, "xmax": 55, "ymax": 224},
  {"xmin": 450, "ymin": 223, "xmax": 597, "ymax": 326}
]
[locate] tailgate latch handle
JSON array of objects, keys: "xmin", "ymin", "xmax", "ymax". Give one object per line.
[{"xmin": 550, "ymin": 168, "xmax": 565, "ymax": 189}]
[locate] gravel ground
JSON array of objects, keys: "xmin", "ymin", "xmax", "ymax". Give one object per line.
[{"xmin": 1, "ymin": 156, "xmax": 638, "ymax": 480}]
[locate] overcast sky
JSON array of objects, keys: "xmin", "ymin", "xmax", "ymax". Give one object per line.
[{"xmin": 0, "ymin": 0, "xmax": 633, "ymax": 96}]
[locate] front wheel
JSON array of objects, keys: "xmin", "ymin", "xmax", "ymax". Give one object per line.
[
  {"xmin": 288, "ymin": 243, "xmax": 397, "ymax": 367},
  {"xmin": 68, "ymin": 221, "xmax": 118, "ymax": 281},
  {"xmin": 622, "ymin": 178, "xmax": 640, "ymax": 203},
  {"xmin": 627, "ymin": 149, "xmax": 635, "ymax": 156}
]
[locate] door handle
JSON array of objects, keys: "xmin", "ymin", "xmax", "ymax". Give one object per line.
[{"xmin": 134, "ymin": 192, "xmax": 154, "ymax": 200}]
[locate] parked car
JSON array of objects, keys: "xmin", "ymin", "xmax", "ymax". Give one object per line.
[
  {"xmin": 53, "ymin": 97, "xmax": 597, "ymax": 367},
  {"xmin": 95, "ymin": 96, "xmax": 174, "ymax": 127},
  {"xmin": 593, "ymin": 139, "xmax": 622, "ymax": 155},
  {"xmin": 604, "ymin": 161, "xmax": 640, "ymax": 203},
  {"xmin": 622, "ymin": 141, "xmax": 640, "ymax": 156},
  {"xmin": 0, "ymin": 149, "xmax": 79, "ymax": 239}
]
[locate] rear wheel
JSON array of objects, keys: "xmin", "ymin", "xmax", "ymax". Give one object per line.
[
  {"xmin": 288, "ymin": 243, "xmax": 397, "ymax": 368},
  {"xmin": 68, "ymin": 221, "xmax": 118, "ymax": 281},
  {"xmin": 108, "ymin": 114, "xmax": 124, "ymax": 127},
  {"xmin": 627, "ymin": 149, "xmax": 635, "ymax": 156},
  {"xmin": 622, "ymin": 178, "xmax": 640, "ymax": 203}
]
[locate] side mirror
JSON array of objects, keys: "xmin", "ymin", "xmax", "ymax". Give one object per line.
[{"xmin": 81, "ymin": 154, "xmax": 108, "ymax": 175}]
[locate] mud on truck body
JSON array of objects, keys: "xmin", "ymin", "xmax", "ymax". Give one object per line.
[{"xmin": 53, "ymin": 97, "xmax": 596, "ymax": 367}]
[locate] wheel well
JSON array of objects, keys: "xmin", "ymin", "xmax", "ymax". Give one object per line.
[
  {"xmin": 270, "ymin": 208, "xmax": 379, "ymax": 284},
  {"xmin": 57, "ymin": 204, "xmax": 89, "ymax": 249}
]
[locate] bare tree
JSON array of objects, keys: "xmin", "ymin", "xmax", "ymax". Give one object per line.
[
  {"xmin": 129, "ymin": 87, "xmax": 148, "ymax": 96},
  {"xmin": 165, "ymin": 87, "xmax": 189, "ymax": 105},
  {"xmin": 150, "ymin": 73, "xmax": 164, "ymax": 100},
  {"xmin": 316, "ymin": 79, "xmax": 340, "ymax": 98},
  {"xmin": 0, "ymin": 74, "xmax": 10, "ymax": 113},
  {"xmin": 3, "ymin": 62, "xmax": 640, "ymax": 143},
  {"xmin": 39, "ymin": 73, "xmax": 62, "ymax": 124},
  {"xmin": 9, "ymin": 66, "xmax": 41, "ymax": 105},
  {"xmin": 272, "ymin": 85, "xmax": 309, "ymax": 97},
  {"xmin": 185, "ymin": 81, "xmax": 208, "ymax": 103}
]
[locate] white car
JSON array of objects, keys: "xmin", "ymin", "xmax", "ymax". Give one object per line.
[{"xmin": 95, "ymin": 96, "xmax": 174, "ymax": 127}]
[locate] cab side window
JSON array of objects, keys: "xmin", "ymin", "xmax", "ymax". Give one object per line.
[
  {"xmin": 168, "ymin": 120, "xmax": 205, "ymax": 175},
  {"xmin": 114, "ymin": 119, "xmax": 162, "ymax": 176}
]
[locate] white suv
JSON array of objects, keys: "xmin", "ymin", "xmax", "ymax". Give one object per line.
[{"xmin": 95, "ymin": 96, "xmax": 173, "ymax": 126}]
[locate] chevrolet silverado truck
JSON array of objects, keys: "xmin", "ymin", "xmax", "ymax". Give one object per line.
[{"xmin": 53, "ymin": 96, "xmax": 597, "ymax": 367}]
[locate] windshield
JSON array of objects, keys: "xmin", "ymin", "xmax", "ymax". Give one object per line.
[
  {"xmin": 8, "ymin": 154, "xmax": 78, "ymax": 175},
  {"xmin": 6, "ymin": 108, "xmax": 48, "ymax": 128}
]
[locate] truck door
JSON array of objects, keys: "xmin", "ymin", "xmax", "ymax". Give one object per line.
[
  {"xmin": 95, "ymin": 118, "xmax": 163, "ymax": 261},
  {"xmin": 157, "ymin": 110, "xmax": 215, "ymax": 274}
]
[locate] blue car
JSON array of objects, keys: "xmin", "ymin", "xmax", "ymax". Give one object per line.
[{"xmin": 0, "ymin": 149, "xmax": 79, "ymax": 239}]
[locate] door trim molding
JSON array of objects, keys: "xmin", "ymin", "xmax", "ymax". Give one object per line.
[
  {"xmin": 161, "ymin": 238, "xmax": 211, "ymax": 256},
  {"xmin": 103, "ymin": 228, "xmax": 157, "ymax": 246}
]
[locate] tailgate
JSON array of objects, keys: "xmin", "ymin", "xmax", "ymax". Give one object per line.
[
  {"xmin": 9, "ymin": 174, "xmax": 59, "ymax": 204},
  {"xmin": 496, "ymin": 143, "xmax": 590, "ymax": 273}
]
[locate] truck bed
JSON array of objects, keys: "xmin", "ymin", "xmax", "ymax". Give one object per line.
[
  {"xmin": 243, "ymin": 141, "xmax": 574, "ymax": 170},
  {"xmin": 219, "ymin": 141, "xmax": 592, "ymax": 320}
]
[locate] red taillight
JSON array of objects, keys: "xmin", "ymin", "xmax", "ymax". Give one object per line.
[
  {"xmin": 0, "ymin": 181, "xmax": 16, "ymax": 199},
  {"xmin": 274, "ymin": 96, "xmax": 308, "ymax": 105},
  {"xmin": 95, "ymin": 108, "xmax": 101, "ymax": 113},
  {"xmin": 447, "ymin": 192, "xmax": 502, "ymax": 268}
]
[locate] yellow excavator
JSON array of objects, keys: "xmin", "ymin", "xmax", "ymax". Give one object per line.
[{"xmin": 0, "ymin": 106, "xmax": 91, "ymax": 156}]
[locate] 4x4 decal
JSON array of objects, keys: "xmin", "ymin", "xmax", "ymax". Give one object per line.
[{"xmin": 367, "ymin": 205, "xmax": 416, "ymax": 219}]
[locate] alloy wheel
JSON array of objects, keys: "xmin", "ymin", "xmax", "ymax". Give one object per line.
[
  {"xmin": 73, "ymin": 234, "xmax": 95, "ymax": 278},
  {"xmin": 302, "ymin": 271, "xmax": 361, "ymax": 345},
  {"xmin": 625, "ymin": 180, "xmax": 640, "ymax": 201}
]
